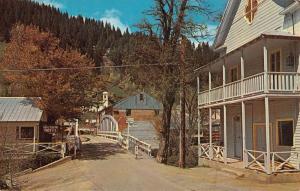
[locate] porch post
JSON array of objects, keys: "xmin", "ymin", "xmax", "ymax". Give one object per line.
[
  {"xmin": 223, "ymin": 105, "xmax": 227, "ymax": 164},
  {"xmin": 209, "ymin": 107, "xmax": 213, "ymax": 160},
  {"xmin": 263, "ymin": 40, "xmax": 269, "ymax": 93},
  {"xmin": 265, "ymin": 96, "xmax": 271, "ymax": 174},
  {"xmin": 223, "ymin": 59, "xmax": 226, "ymax": 100},
  {"xmin": 242, "ymin": 101, "xmax": 247, "ymax": 167},
  {"xmin": 209, "ymin": 70, "xmax": 212, "ymax": 104},
  {"xmin": 197, "ymin": 76, "xmax": 202, "ymax": 164},
  {"xmin": 241, "ymin": 49, "xmax": 245, "ymax": 96},
  {"xmin": 33, "ymin": 126, "xmax": 36, "ymax": 153}
]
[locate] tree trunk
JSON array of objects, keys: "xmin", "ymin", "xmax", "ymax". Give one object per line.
[
  {"xmin": 156, "ymin": 90, "xmax": 175, "ymax": 164},
  {"xmin": 179, "ymin": 84, "xmax": 186, "ymax": 168}
]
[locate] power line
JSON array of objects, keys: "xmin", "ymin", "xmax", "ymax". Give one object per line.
[{"xmin": 0, "ymin": 63, "xmax": 178, "ymax": 72}]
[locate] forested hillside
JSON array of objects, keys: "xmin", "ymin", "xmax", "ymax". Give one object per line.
[{"xmin": 0, "ymin": 0, "xmax": 127, "ymax": 67}]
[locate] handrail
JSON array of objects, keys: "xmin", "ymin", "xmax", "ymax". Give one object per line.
[
  {"xmin": 243, "ymin": 72, "xmax": 264, "ymax": 80},
  {"xmin": 224, "ymin": 79, "xmax": 242, "ymax": 87}
]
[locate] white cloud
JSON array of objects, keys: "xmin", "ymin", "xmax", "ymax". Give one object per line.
[
  {"xmin": 33, "ymin": 0, "xmax": 65, "ymax": 9},
  {"xmin": 99, "ymin": 9, "xmax": 130, "ymax": 33}
]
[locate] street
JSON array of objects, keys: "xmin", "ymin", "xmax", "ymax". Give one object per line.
[{"xmin": 18, "ymin": 136, "xmax": 300, "ymax": 191}]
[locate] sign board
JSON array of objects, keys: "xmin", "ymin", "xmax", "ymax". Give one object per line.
[{"xmin": 43, "ymin": 125, "xmax": 59, "ymax": 134}]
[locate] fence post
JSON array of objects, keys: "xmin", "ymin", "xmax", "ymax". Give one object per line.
[{"xmin": 61, "ymin": 143, "xmax": 65, "ymax": 158}]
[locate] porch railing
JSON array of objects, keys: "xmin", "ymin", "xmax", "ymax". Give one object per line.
[
  {"xmin": 199, "ymin": 143, "xmax": 210, "ymax": 159},
  {"xmin": 271, "ymin": 151, "xmax": 300, "ymax": 173},
  {"xmin": 199, "ymin": 72, "xmax": 300, "ymax": 106},
  {"xmin": 212, "ymin": 145, "xmax": 225, "ymax": 162},
  {"xmin": 199, "ymin": 143, "xmax": 225, "ymax": 163},
  {"xmin": 245, "ymin": 149, "xmax": 300, "ymax": 174},
  {"xmin": 245, "ymin": 150, "xmax": 267, "ymax": 173}
]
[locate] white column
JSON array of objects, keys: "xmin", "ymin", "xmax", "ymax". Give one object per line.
[
  {"xmin": 197, "ymin": 77, "xmax": 202, "ymax": 160},
  {"xmin": 209, "ymin": 71, "xmax": 212, "ymax": 104},
  {"xmin": 222, "ymin": 60, "xmax": 226, "ymax": 100},
  {"xmin": 241, "ymin": 50, "xmax": 245, "ymax": 96},
  {"xmin": 75, "ymin": 119, "xmax": 79, "ymax": 137},
  {"xmin": 242, "ymin": 101, "xmax": 247, "ymax": 167},
  {"xmin": 209, "ymin": 107, "xmax": 213, "ymax": 160},
  {"xmin": 33, "ymin": 126, "xmax": 36, "ymax": 153},
  {"xmin": 265, "ymin": 97, "xmax": 271, "ymax": 174},
  {"xmin": 264, "ymin": 42, "xmax": 269, "ymax": 93},
  {"xmin": 223, "ymin": 105, "xmax": 227, "ymax": 164}
]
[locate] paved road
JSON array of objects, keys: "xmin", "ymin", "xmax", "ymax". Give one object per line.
[{"xmin": 18, "ymin": 136, "xmax": 300, "ymax": 191}]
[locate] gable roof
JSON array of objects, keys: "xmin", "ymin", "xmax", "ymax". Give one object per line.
[
  {"xmin": 214, "ymin": 0, "xmax": 296, "ymax": 51},
  {"xmin": 0, "ymin": 97, "xmax": 44, "ymax": 122},
  {"xmin": 213, "ymin": 0, "xmax": 241, "ymax": 50},
  {"xmin": 113, "ymin": 92, "xmax": 162, "ymax": 110}
]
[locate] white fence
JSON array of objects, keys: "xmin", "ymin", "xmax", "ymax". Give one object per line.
[{"xmin": 1, "ymin": 142, "xmax": 66, "ymax": 158}]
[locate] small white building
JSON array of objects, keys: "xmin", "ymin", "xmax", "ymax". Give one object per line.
[
  {"xmin": 0, "ymin": 97, "xmax": 47, "ymax": 144},
  {"xmin": 197, "ymin": 0, "xmax": 300, "ymax": 174}
]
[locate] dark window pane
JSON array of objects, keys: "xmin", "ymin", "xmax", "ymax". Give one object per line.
[
  {"xmin": 278, "ymin": 121, "xmax": 293, "ymax": 146},
  {"xmin": 21, "ymin": 127, "xmax": 34, "ymax": 139}
]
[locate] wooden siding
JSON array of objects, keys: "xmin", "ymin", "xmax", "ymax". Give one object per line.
[
  {"xmin": 224, "ymin": 0, "xmax": 286, "ymax": 53},
  {"xmin": 0, "ymin": 122, "xmax": 40, "ymax": 143},
  {"xmin": 225, "ymin": 99, "xmax": 298, "ymax": 159}
]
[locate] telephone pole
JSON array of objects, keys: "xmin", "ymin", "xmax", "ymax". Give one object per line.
[{"xmin": 179, "ymin": 36, "xmax": 186, "ymax": 168}]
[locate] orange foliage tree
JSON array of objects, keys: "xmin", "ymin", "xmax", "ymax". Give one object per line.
[{"xmin": 1, "ymin": 24, "xmax": 96, "ymax": 123}]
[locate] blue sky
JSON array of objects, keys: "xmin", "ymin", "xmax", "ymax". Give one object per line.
[{"xmin": 33, "ymin": 0, "xmax": 227, "ymax": 35}]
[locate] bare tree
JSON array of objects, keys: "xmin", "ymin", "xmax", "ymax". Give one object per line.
[{"xmin": 125, "ymin": 0, "xmax": 212, "ymax": 164}]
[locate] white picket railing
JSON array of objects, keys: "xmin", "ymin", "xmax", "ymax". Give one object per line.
[
  {"xmin": 244, "ymin": 72, "xmax": 264, "ymax": 95},
  {"xmin": 198, "ymin": 72, "xmax": 300, "ymax": 106},
  {"xmin": 225, "ymin": 80, "xmax": 242, "ymax": 99},
  {"xmin": 210, "ymin": 87, "xmax": 223, "ymax": 102}
]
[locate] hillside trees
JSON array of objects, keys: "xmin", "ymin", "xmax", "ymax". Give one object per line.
[
  {"xmin": 0, "ymin": 0, "xmax": 123, "ymax": 67},
  {"xmin": 0, "ymin": 24, "xmax": 97, "ymax": 123},
  {"xmin": 119, "ymin": 0, "xmax": 215, "ymax": 164}
]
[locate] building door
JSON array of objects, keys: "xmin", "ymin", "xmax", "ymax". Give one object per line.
[
  {"xmin": 233, "ymin": 116, "xmax": 242, "ymax": 159},
  {"xmin": 253, "ymin": 124, "xmax": 269, "ymax": 152}
]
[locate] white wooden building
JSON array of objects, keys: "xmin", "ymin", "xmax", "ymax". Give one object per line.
[{"xmin": 197, "ymin": 0, "xmax": 300, "ymax": 174}]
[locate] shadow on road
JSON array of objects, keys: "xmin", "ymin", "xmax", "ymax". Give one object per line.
[{"xmin": 79, "ymin": 142, "xmax": 127, "ymax": 160}]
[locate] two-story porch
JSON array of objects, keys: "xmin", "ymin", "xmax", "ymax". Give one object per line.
[{"xmin": 197, "ymin": 32, "xmax": 300, "ymax": 174}]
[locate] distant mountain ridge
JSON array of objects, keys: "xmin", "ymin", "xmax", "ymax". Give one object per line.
[{"xmin": 0, "ymin": 0, "xmax": 129, "ymax": 67}]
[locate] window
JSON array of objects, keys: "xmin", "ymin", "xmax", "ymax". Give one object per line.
[
  {"xmin": 277, "ymin": 120, "xmax": 293, "ymax": 146},
  {"xmin": 126, "ymin": 109, "xmax": 131, "ymax": 116},
  {"xmin": 16, "ymin": 126, "xmax": 34, "ymax": 139},
  {"xmin": 139, "ymin": 93, "xmax": 144, "ymax": 102},
  {"xmin": 270, "ymin": 51, "xmax": 281, "ymax": 72},
  {"xmin": 245, "ymin": 0, "xmax": 258, "ymax": 23},
  {"xmin": 230, "ymin": 67, "xmax": 238, "ymax": 82}
]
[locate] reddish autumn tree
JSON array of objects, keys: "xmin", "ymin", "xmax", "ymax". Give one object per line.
[{"xmin": 1, "ymin": 24, "xmax": 96, "ymax": 123}]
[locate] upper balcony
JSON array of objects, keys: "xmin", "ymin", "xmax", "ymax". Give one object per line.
[
  {"xmin": 199, "ymin": 72, "xmax": 300, "ymax": 107},
  {"xmin": 197, "ymin": 33, "xmax": 300, "ymax": 108}
]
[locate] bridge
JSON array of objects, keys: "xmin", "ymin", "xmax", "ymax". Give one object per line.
[{"xmin": 97, "ymin": 115, "xmax": 158, "ymax": 157}]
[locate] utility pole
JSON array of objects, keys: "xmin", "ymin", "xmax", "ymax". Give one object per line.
[{"xmin": 179, "ymin": 36, "xmax": 186, "ymax": 168}]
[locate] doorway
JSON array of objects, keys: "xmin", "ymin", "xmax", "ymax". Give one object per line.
[
  {"xmin": 253, "ymin": 124, "xmax": 271, "ymax": 152},
  {"xmin": 233, "ymin": 115, "xmax": 242, "ymax": 159}
]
